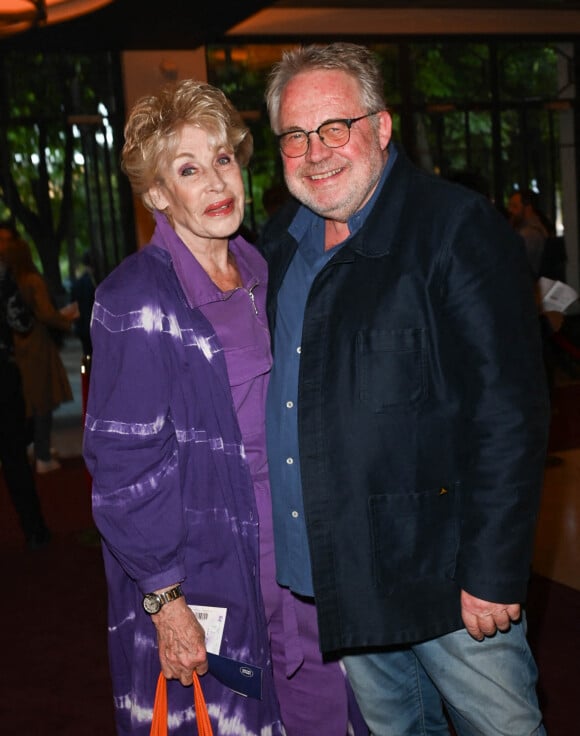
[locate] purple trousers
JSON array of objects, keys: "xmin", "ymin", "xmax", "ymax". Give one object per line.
[{"xmin": 255, "ymin": 478, "xmax": 368, "ymax": 736}]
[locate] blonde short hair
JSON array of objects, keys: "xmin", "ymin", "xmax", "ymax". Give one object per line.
[{"xmin": 121, "ymin": 80, "xmax": 253, "ymax": 212}]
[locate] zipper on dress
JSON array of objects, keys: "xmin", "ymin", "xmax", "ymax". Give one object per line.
[{"xmin": 248, "ymin": 285, "xmax": 258, "ymax": 315}]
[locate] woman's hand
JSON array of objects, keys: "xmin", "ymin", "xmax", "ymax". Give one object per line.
[
  {"xmin": 60, "ymin": 301, "xmax": 80, "ymax": 322},
  {"xmin": 152, "ymin": 597, "xmax": 208, "ymax": 686}
]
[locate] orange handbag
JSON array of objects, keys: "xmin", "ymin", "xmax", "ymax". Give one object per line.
[{"xmin": 150, "ymin": 672, "xmax": 214, "ymax": 736}]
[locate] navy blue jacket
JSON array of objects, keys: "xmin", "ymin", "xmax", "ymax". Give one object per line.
[{"xmin": 261, "ymin": 149, "xmax": 550, "ymax": 655}]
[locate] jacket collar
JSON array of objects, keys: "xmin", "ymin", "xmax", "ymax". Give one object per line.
[{"xmin": 345, "ymin": 143, "xmax": 414, "ymax": 259}]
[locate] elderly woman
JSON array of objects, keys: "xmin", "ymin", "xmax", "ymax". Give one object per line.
[{"xmin": 83, "ymin": 81, "xmax": 284, "ymax": 736}]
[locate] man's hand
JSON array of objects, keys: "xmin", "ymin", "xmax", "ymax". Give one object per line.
[
  {"xmin": 461, "ymin": 590, "xmax": 521, "ymax": 641},
  {"xmin": 152, "ymin": 597, "xmax": 208, "ymax": 685}
]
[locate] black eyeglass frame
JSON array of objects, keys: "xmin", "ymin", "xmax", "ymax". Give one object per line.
[{"xmin": 277, "ymin": 111, "xmax": 381, "ymax": 158}]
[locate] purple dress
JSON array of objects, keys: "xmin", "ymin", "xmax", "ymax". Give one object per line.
[
  {"xmin": 194, "ymin": 244, "xmax": 368, "ymax": 736},
  {"xmin": 84, "ymin": 211, "xmax": 284, "ymax": 736}
]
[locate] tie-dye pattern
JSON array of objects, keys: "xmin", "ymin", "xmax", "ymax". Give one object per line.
[{"xmin": 84, "ymin": 230, "xmax": 284, "ymax": 735}]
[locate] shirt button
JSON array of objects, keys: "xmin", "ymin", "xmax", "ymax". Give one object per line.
[
  {"xmin": 296, "ymin": 346, "xmax": 301, "ymax": 354},
  {"xmin": 286, "ymin": 457, "xmax": 294, "ymax": 465},
  {"xmin": 286, "ymin": 401, "xmax": 294, "ymax": 409},
  {"xmin": 291, "ymin": 510, "xmax": 299, "ymax": 518}
]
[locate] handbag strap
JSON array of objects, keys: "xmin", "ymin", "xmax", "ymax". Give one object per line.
[
  {"xmin": 193, "ymin": 672, "xmax": 213, "ymax": 735},
  {"xmin": 151, "ymin": 672, "xmax": 213, "ymax": 736},
  {"xmin": 150, "ymin": 672, "xmax": 168, "ymax": 736}
]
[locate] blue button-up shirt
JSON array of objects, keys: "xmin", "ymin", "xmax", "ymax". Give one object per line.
[{"xmin": 266, "ymin": 146, "xmax": 397, "ymax": 596}]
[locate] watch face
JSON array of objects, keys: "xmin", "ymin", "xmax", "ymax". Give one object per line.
[{"xmin": 143, "ymin": 593, "xmax": 161, "ymax": 614}]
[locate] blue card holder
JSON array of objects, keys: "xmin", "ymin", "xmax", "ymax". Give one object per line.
[{"xmin": 206, "ymin": 652, "xmax": 263, "ymax": 699}]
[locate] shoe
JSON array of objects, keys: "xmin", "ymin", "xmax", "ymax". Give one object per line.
[{"xmin": 36, "ymin": 458, "xmax": 62, "ymax": 474}]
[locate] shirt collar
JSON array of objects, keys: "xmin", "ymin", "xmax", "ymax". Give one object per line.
[{"xmin": 150, "ymin": 210, "xmax": 260, "ymax": 309}]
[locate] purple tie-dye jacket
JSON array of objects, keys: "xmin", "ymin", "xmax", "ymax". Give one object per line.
[{"xmin": 83, "ymin": 214, "xmax": 284, "ymax": 736}]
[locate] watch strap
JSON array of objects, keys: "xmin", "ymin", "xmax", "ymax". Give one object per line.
[{"xmin": 158, "ymin": 584, "xmax": 183, "ymax": 606}]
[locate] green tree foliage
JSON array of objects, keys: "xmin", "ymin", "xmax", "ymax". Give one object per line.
[
  {"xmin": 0, "ymin": 51, "xmax": 122, "ymax": 299},
  {"xmin": 498, "ymin": 43, "xmax": 559, "ymax": 100},
  {"xmin": 411, "ymin": 43, "xmax": 491, "ymax": 103}
]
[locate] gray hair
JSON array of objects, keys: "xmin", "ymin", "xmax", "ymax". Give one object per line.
[
  {"xmin": 265, "ymin": 43, "xmax": 387, "ymax": 133},
  {"xmin": 122, "ymin": 79, "xmax": 253, "ymax": 212}
]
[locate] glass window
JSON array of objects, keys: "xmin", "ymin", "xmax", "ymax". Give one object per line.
[
  {"xmin": 501, "ymin": 107, "xmax": 561, "ymax": 219},
  {"xmin": 410, "ymin": 43, "xmax": 491, "ymax": 104},
  {"xmin": 0, "ymin": 51, "xmax": 126, "ymax": 287},
  {"xmin": 498, "ymin": 43, "xmax": 559, "ymax": 100}
]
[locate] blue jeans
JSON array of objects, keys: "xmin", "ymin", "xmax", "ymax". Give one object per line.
[{"xmin": 342, "ymin": 619, "xmax": 545, "ymax": 735}]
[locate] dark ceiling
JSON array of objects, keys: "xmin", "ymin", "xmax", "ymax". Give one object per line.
[
  {"xmin": 0, "ymin": 0, "xmax": 273, "ymax": 51},
  {"xmin": 274, "ymin": 0, "xmax": 580, "ymax": 5},
  {"xmin": 276, "ymin": 0, "xmax": 580, "ymax": 5},
  {"xmin": 2, "ymin": 0, "xmax": 580, "ymax": 52}
]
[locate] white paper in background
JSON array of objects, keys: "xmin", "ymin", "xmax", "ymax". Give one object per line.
[
  {"xmin": 538, "ymin": 277, "xmax": 579, "ymax": 313},
  {"xmin": 188, "ymin": 604, "xmax": 227, "ymax": 654}
]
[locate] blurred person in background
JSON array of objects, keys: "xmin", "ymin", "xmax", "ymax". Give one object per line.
[
  {"xmin": 0, "ymin": 225, "xmax": 78, "ymax": 474},
  {"xmin": 0, "ymin": 222, "xmax": 51, "ymax": 548},
  {"xmin": 70, "ymin": 249, "xmax": 96, "ymax": 359},
  {"xmin": 507, "ymin": 189, "xmax": 549, "ymax": 278}
]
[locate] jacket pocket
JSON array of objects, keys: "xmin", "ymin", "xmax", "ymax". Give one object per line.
[
  {"xmin": 357, "ymin": 328, "xmax": 426, "ymax": 412},
  {"xmin": 368, "ymin": 486, "xmax": 457, "ymax": 590}
]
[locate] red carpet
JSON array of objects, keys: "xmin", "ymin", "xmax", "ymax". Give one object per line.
[
  {"xmin": 527, "ymin": 575, "xmax": 580, "ymax": 735},
  {"xmin": 0, "ymin": 454, "xmax": 577, "ymax": 734},
  {"xmin": 1, "ymin": 457, "xmax": 116, "ymax": 735}
]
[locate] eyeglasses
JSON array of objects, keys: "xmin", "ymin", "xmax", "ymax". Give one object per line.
[{"xmin": 277, "ymin": 112, "xmax": 380, "ymax": 158}]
